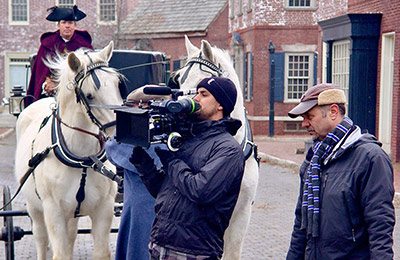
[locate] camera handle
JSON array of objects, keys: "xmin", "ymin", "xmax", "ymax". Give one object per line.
[{"xmin": 167, "ymin": 132, "xmax": 183, "ymax": 152}]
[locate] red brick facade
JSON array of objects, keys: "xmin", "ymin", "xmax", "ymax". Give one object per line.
[
  {"xmin": 0, "ymin": 0, "xmax": 137, "ymax": 100},
  {"xmin": 229, "ymin": 0, "xmax": 347, "ymax": 137}
]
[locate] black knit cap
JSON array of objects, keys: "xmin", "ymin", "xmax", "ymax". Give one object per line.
[
  {"xmin": 197, "ymin": 77, "xmax": 237, "ymax": 117},
  {"xmin": 46, "ymin": 5, "xmax": 86, "ymax": 22}
]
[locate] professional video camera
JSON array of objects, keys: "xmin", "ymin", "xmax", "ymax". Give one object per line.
[{"xmin": 114, "ymin": 86, "xmax": 199, "ymax": 151}]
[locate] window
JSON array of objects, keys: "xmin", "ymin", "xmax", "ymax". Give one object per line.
[
  {"xmin": 5, "ymin": 52, "xmax": 32, "ymax": 96},
  {"xmin": 10, "ymin": 0, "xmax": 29, "ymax": 25},
  {"xmin": 57, "ymin": 0, "xmax": 75, "ymax": 8},
  {"xmin": 247, "ymin": 0, "xmax": 252, "ymax": 12},
  {"xmin": 332, "ymin": 40, "xmax": 350, "ymax": 104},
  {"xmin": 284, "ymin": 122, "xmax": 306, "ymax": 132},
  {"xmin": 285, "ymin": 53, "xmax": 314, "ymax": 101},
  {"xmin": 98, "ymin": 0, "xmax": 117, "ymax": 24},
  {"xmin": 243, "ymin": 52, "xmax": 253, "ymax": 101},
  {"xmin": 230, "ymin": 0, "xmax": 235, "ymax": 19},
  {"xmin": 237, "ymin": 0, "xmax": 243, "ymax": 16},
  {"xmin": 285, "ymin": 0, "xmax": 316, "ymax": 9}
]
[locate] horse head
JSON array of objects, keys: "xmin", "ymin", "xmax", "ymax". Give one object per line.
[
  {"xmin": 49, "ymin": 41, "xmax": 123, "ymax": 137},
  {"xmin": 172, "ymin": 36, "xmax": 246, "ymax": 142}
]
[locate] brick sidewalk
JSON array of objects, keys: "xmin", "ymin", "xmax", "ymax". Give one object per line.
[{"xmin": 254, "ymin": 135, "xmax": 400, "ymax": 193}]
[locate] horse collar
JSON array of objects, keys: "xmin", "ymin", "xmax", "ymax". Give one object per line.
[{"xmin": 51, "ymin": 109, "xmax": 107, "ymax": 169}]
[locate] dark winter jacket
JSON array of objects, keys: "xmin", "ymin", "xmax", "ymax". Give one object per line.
[
  {"xmin": 141, "ymin": 117, "xmax": 245, "ymax": 259},
  {"xmin": 287, "ymin": 126, "xmax": 395, "ymax": 260},
  {"xmin": 26, "ymin": 30, "xmax": 93, "ymax": 106}
]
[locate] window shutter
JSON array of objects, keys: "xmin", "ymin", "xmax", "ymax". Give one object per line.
[
  {"xmin": 173, "ymin": 60, "xmax": 181, "ymax": 71},
  {"xmin": 313, "ymin": 52, "xmax": 318, "ymax": 85},
  {"xmin": 243, "ymin": 53, "xmax": 248, "ymax": 99},
  {"xmin": 272, "ymin": 52, "xmax": 285, "ymax": 102}
]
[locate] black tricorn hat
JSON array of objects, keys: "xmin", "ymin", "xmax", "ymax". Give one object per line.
[{"xmin": 46, "ymin": 5, "xmax": 86, "ymax": 22}]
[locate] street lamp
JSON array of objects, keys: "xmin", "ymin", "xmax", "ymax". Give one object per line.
[{"xmin": 268, "ymin": 41, "xmax": 276, "ymax": 137}]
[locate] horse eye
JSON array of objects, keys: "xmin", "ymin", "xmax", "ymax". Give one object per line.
[{"xmin": 86, "ymin": 93, "xmax": 94, "ymax": 100}]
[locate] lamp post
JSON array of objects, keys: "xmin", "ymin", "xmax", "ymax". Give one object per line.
[{"xmin": 268, "ymin": 40, "xmax": 276, "ymax": 137}]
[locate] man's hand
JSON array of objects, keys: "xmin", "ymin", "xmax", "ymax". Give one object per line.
[
  {"xmin": 155, "ymin": 147, "xmax": 175, "ymax": 167},
  {"xmin": 44, "ymin": 77, "xmax": 58, "ymax": 95},
  {"xmin": 130, "ymin": 146, "xmax": 155, "ymax": 175}
]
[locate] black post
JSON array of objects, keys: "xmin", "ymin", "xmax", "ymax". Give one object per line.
[{"xmin": 268, "ymin": 41, "xmax": 276, "ymax": 137}]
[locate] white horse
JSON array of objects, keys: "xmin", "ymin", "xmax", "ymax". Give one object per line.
[
  {"xmin": 14, "ymin": 42, "xmax": 122, "ymax": 260},
  {"xmin": 172, "ymin": 36, "xmax": 259, "ymax": 260}
]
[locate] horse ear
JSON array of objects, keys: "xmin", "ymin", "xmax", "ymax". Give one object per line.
[
  {"xmin": 185, "ymin": 35, "xmax": 198, "ymax": 58},
  {"xmin": 99, "ymin": 41, "xmax": 114, "ymax": 62},
  {"xmin": 68, "ymin": 53, "xmax": 81, "ymax": 72},
  {"xmin": 201, "ymin": 40, "xmax": 215, "ymax": 63}
]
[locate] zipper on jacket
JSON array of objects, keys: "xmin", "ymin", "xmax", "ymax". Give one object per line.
[{"xmin": 351, "ymin": 228, "xmax": 356, "ymax": 242}]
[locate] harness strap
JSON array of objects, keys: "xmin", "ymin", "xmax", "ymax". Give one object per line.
[
  {"xmin": 89, "ymin": 155, "xmax": 123, "ymax": 186},
  {"xmin": 51, "ymin": 110, "xmax": 107, "ymax": 168},
  {"xmin": 0, "ymin": 144, "xmax": 56, "ymax": 211},
  {"xmin": 74, "ymin": 168, "xmax": 87, "ymax": 218},
  {"xmin": 239, "ymin": 110, "xmax": 257, "ymax": 160}
]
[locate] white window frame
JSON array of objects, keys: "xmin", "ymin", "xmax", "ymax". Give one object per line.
[
  {"xmin": 9, "ymin": 0, "xmax": 29, "ymax": 25},
  {"xmin": 4, "ymin": 52, "xmax": 34, "ymax": 97},
  {"xmin": 284, "ymin": 0, "xmax": 317, "ymax": 10},
  {"xmin": 230, "ymin": 0, "xmax": 235, "ymax": 19},
  {"xmin": 97, "ymin": 0, "xmax": 117, "ymax": 25},
  {"xmin": 56, "ymin": 0, "xmax": 75, "ymax": 8},
  {"xmin": 232, "ymin": 46, "xmax": 244, "ymax": 97},
  {"xmin": 331, "ymin": 39, "xmax": 350, "ymax": 105},
  {"xmin": 247, "ymin": 0, "xmax": 252, "ymax": 13},
  {"xmin": 284, "ymin": 52, "xmax": 314, "ymax": 103}
]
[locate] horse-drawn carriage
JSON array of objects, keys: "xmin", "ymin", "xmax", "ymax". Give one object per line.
[{"xmin": 1, "ymin": 37, "xmax": 259, "ymax": 260}]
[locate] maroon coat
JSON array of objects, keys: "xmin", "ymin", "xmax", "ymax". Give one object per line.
[{"xmin": 25, "ymin": 29, "xmax": 93, "ymax": 106}]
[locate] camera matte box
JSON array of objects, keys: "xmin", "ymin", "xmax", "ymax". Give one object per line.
[{"xmin": 114, "ymin": 107, "xmax": 151, "ymax": 148}]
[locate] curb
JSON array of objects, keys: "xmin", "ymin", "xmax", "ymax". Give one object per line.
[
  {"xmin": 0, "ymin": 128, "xmax": 14, "ymax": 141},
  {"xmin": 259, "ymin": 152, "xmax": 400, "ymax": 208}
]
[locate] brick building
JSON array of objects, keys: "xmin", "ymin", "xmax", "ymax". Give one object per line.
[
  {"xmin": 228, "ymin": 0, "xmax": 348, "ymax": 137},
  {"xmin": 1, "ymin": 0, "xmax": 137, "ymax": 101},
  {"xmin": 117, "ymin": 0, "xmax": 229, "ymax": 70}
]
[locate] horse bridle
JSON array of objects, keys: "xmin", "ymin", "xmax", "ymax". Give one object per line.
[
  {"xmin": 169, "ymin": 52, "xmax": 224, "ymax": 89},
  {"xmin": 73, "ymin": 53, "xmax": 117, "ymax": 133}
]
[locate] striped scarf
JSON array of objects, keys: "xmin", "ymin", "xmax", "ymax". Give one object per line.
[{"xmin": 300, "ymin": 117, "xmax": 353, "ymax": 237}]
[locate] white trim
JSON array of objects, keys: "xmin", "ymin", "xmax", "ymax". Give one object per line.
[
  {"xmin": 379, "ymin": 32, "xmax": 395, "ymax": 155},
  {"xmin": 97, "ymin": 0, "xmax": 117, "ymax": 25},
  {"xmin": 284, "ymin": 0, "xmax": 317, "ymax": 10},
  {"xmin": 9, "ymin": 0, "xmax": 29, "ymax": 26},
  {"xmin": 284, "ymin": 52, "xmax": 314, "ymax": 103},
  {"xmin": 56, "ymin": 0, "xmax": 76, "ymax": 8},
  {"xmin": 4, "ymin": 52, "xmax": 34, "ymax": 97}
]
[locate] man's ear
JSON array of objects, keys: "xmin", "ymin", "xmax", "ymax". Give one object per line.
[
  {"xmin": 218, "ymin": 105, "xmax": 223, "ymax": 112},
  {"xmin": 329, "ymin": 104, "xmax": 340, "ymax": 120}
]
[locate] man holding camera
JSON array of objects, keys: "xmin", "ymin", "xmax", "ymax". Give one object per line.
[{"xmin": 130, "ymin": 77, "xmax": 245, "ymax": 260}]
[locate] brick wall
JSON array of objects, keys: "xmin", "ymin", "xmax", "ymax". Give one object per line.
[
  {"xmin": 0, "ymin": 0, "xmax": 136, "ymax": 100},
  {"xmin": 229, "ymin": 0, "xmax": 347, "ymax": 136}
]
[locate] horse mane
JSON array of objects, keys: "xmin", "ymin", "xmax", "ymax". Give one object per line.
[
  {"xmin": 44, "ymin": 48, "xmax": 120, "ymax": 105},
  {"xmin": 209, "ymin": 46, "xmax": 241, "ymax": 88}
]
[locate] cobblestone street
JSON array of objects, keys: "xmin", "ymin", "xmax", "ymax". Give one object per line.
[{"xmin": 1, "ymin": 131, "xmax": 400, "ymax": 259}]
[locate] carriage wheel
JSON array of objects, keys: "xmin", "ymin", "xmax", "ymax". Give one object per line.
[{"xmin": 2, "ymin": 185, "xmax": 15, "ymax": 260}]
